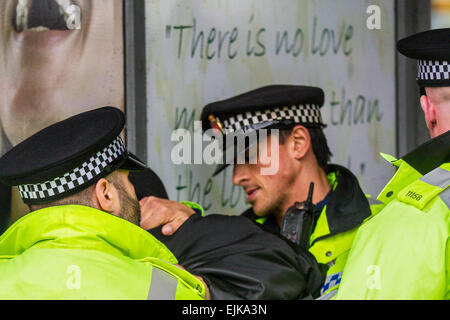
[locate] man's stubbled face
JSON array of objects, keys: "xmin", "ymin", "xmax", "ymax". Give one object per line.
[
  {"xmin": 232, "ymin": 134, "xmax": 298, "ymax": 218},
  {"xmin": 0, "ymin": 0, "xmax": 124, "ymax": 149},
  {"xmin": 112, "ymin": 170, "xmax": 142, "ymax": 227}
]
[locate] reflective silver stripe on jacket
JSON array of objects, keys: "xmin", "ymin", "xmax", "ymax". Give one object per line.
[
  {"xmin": 420, "ymin": 166, "xmax": 450, "ymax": 189},
  {"xmin": 367, "ymin": 197, "xmax": 383, "ymax": 205},
  {"xmin": 147, "ymin": 267, "xmax": 178, "ymax": 300},
  {"xmin": 439, "ymin": 187, "xmax": 450, "ymax": 210}
]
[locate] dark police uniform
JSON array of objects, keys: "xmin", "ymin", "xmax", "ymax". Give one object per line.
[{"xmin": 200, "ymin": 85, "xmax": 381, "ymax": 298}]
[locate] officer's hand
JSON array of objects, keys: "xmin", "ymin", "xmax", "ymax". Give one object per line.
[{"xmin": 139, "ymin": 196, "xmax": 196, "ymax": 236}]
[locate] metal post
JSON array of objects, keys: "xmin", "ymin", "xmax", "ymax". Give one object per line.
[
  {"xmin": 396, "ymin": 0, "xmax": 431, "ymax": 157},
  {"xmin": 124, "ymin": 0, "xmax": 148, "ymax": 163}
]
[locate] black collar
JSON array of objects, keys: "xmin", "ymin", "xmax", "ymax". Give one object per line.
[
  {"xmin": 322, "ymin": 164, "xmax": 371, "ymax": 238},
  {"xmin": 402, "ymin": 130, "xmax": 450, "ymax": 175}
]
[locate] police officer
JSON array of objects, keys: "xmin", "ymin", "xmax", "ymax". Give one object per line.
[
  {"xmin": 0, "ymin": 107, "xmax": 207, "ymax": 300},
  {"xmin": 200, "ymin": 84, "xmax": 381, "ymax": 298},
  {"xmin": 336, "ymin": 28, "xmax": 450, "ymax": 299}
]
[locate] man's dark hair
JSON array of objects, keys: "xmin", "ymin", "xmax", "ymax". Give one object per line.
[
  {"xmin": 28, "ymin": 173, "xmax": 117, "ymax": 212},
  {"xmin": 278, "ymin": 126, "xmax": 332, "ymax": 171}
]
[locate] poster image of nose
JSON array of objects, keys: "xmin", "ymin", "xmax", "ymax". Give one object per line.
[{"xmin": 0, "ymin": 0, "xmax": 124, "ymax": 154}]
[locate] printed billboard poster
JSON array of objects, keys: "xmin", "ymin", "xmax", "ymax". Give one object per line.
[{"xmin": 146, "ymin": 0, "xmax": 396, "ymax": 215}]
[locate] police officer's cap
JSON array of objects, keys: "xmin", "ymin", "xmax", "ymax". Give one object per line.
[
  {"xmin": 0, "ymin": 107, "xmax": 148, "ymax": 205},
  {"xmin": 200, "ymin": 85, "xmax": 325, "ymax": 176},
  {"xmin": 397, "ymin": 28, "xmax": 450, "ymax": 87}
]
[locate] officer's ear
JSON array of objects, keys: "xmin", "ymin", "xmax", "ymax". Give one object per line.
[
  {"xmin": 93, "ymin": 177, "xmax": 121, "ymax": 215},
  {"xmin": 290, "ymin": 125, "xmax": 311, "ymax": 160},
  {"xmin": 420, "ymin": 91, "xmax": 438, "ymax": 136}
]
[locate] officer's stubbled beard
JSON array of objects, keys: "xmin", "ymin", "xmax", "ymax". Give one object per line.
[{"xmin": 110, "ymin": 179, "xmax": 141, "ymax": 227}]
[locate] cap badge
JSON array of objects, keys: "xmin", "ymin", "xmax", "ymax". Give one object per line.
[{"xmin": 208, "ymin": 114, "xmax": 224, "ymax": 135}]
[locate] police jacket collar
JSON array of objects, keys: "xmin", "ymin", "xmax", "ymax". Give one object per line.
[
  {"xmin": 317, "ymin": 164, "xmax": 371, "ymax": 241},
  {"xmin": 401, "ymin": 130, "xmax": 450, "ymax": 175},
  {"xmin": 0, "ymin": 205, "xmax": 177, "ymax": 263}
]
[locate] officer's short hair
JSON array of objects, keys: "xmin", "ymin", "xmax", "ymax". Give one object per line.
[
  {"xmin": 28, "ymin": 171, "xmax": 123, "ymax": 212},
  {"xmin": 29, "ymin": 184, "xmax": 94, "ymax": 212}
]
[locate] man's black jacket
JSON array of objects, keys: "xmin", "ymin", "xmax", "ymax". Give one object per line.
[
  {"xmin": 131, "ymin": 169, "xmax": 325, "ymax": 299},
  {"xmin": 149, "ymin": 214, "xmax": 324, "ymax": 299}
]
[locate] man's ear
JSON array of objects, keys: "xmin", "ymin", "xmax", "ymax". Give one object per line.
[
  {"xmin": 290, "ymin": 126, "xmax": 311, "ymax": 160},
  {"xmin": 420, "ymin": 94, "xmax": 437, "ymax": 133},
  {"xmin": 94, "ymin": 178, "xmax": 120, "ymax": 215}
]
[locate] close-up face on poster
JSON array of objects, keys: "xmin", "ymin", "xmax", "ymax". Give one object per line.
[
  {"xmin": 0, "ymin": 0, "xmax": 124, "ymax": 153},
  {"xmin": 0, "ymin": 0, "xmax": 448, "ymax": 304}
]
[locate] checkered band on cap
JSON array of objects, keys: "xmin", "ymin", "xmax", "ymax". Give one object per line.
[
  {"xmin": 417, "ymin": 60, "xmax": 450, "ymax": 81},
  {"xmin": 221, "ymin": 104, "xmax": 322, "ymax": 134},
  {"xmin": 18, "ymin": 136, "xmax": 126, "ymax": 201}
]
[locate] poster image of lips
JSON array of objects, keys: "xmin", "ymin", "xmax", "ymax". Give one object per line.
[
  {"xmin": 0, "ymin": 0, "xmax": 124, "ymax": 223},
  {"xmin": 0, "ymin": 0, "xmax": 124, "ymax": 152}
]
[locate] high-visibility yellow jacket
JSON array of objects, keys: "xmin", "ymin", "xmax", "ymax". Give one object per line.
[
  {"xmin": 337, "ymin": 132, "xmax": 450, "ymax": 300},
  {"xmin": 0, "ymin": 205, "xmax": 206, "ymax": 300}
]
